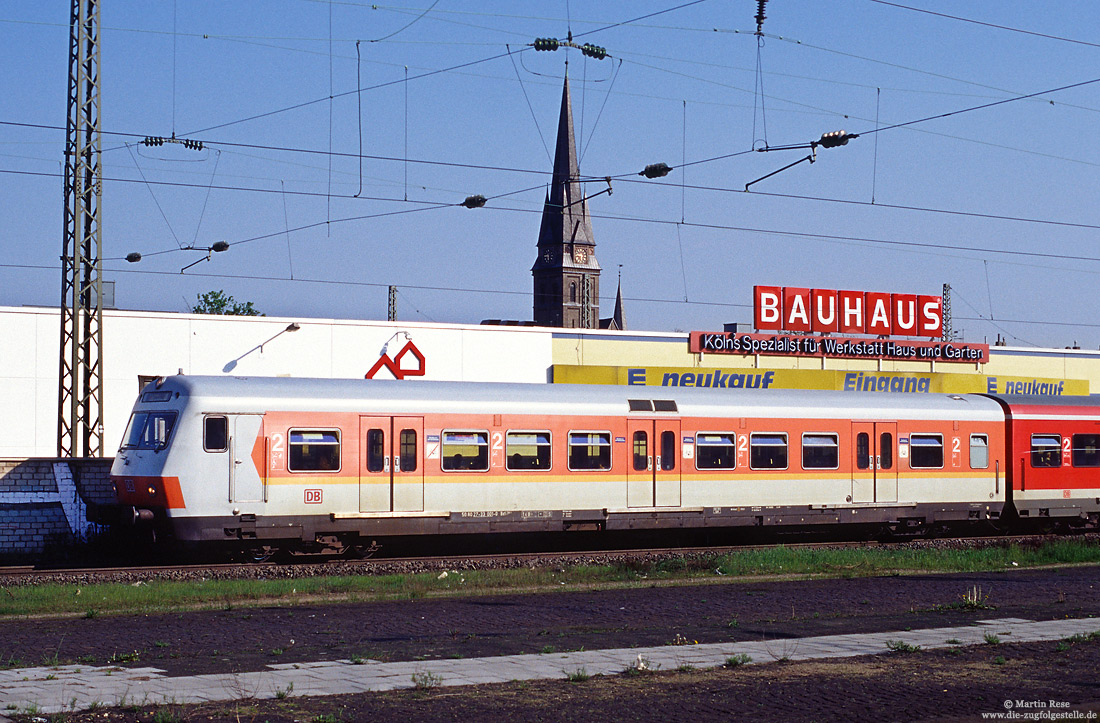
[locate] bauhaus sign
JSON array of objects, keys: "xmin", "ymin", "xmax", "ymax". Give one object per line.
[{"xmin": 754, "ymin": 286, "xmax": 943, "ymax": 338}]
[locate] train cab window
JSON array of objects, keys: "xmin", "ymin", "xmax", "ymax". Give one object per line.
[
  {"xmin": 1072, "ymin": 434, "xmax": 1100, "ymax": 468},
  {"xmin": 879, "ymin": 433, "xmax": 894, "ymax": 470},
  {"xmin": 506, "ymin": 431, "xmax": 551, "ymax": 471},
  {"xmin": 442, "ymin": 431, "xmax": 489, "ymax": 471},
  {"xmin": 750, "ymin": 433, "xmax": 788, "ymax": 470},
  {"xmin": 366, "ymin": 429, "xmax": 385, "ymax": 473},
  {"xmin": 909, "ymin": 434, "xmax": 943, "ymax": 469},
  {"xmin": 399, "ymin": 429, "xmax": 418, "ymax": 472},
  {"xmin": 289, "ymin": 430, "xmax": 341, "ymax": 472},
  {"xmin": 970, "ymin": 435, "xmax": 989, "ymax": 469},
  {"xmin": 856, "ymin": 433, "xmax": 870, "ymax": 470},
  {"xmin": 802, "ymin": 433, "xmax": 839, "ymax": 469},
  {"xmin": 203, "ymin": 416, "xmax": 228, "ymax": 452},
  {"xmin": 696, "ymin": 433, "xmax": 736, "ymax": 470},
  {"xmin": 632, "ymin": 431, "xmax": 649, "ymax": 471},
  {"xmin": 660, "ymin": 431, "xmax": 676, "ymax": 471},
  {"xmin": 121, "ymin": 411, "xmax": 178, "ymax": 450},
  {"xmin": 1030, "ymin": 434, "xmax": 1062, "ymax": 468},
  {"xmin": 568, "ymin": 431, "xmax": 612, "ymax": 471}
]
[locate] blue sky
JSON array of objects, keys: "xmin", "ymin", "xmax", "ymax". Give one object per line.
[{"xmin": 3, "ymin": 1, "xmax": 1100, "ymax": 348}]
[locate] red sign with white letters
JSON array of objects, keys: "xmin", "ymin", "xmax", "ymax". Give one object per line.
[{"xmin": 754, "ymin": 286, "xmax": 943, "ymax": 338}]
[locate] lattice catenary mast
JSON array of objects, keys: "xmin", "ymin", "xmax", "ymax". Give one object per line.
[
  {"xmin": 941, "ymin": 283, "xmax": 954, "ymax": 342},
  {"xmin": 58, "ymin": 0, "xmax": 104, "ymax": 457}
]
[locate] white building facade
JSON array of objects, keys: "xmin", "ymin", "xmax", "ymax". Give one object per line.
[{"xmin": 0, "ymin": 305, "xmax": 554, "ymax": 458}]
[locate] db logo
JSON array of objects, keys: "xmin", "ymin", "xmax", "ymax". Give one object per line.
[
  {"xmin": 366, "ymin": 339, "xmax": 426, "ymax": 380},
  {"xmin": 304, "ymin": 489, "xmax": 323, "ymax": 504}
]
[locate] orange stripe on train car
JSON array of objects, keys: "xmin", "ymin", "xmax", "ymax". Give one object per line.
[
  {"xmin": 112, "ymin": 475, "xmax": 186, "ymax": 509},
  {"xmin": 161, "ymin": 476, "xmax": 186, "ymax": 509}
]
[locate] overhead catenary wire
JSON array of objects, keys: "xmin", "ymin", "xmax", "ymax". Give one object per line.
[
  {"xmin": 0, "ymin": 258, "xmax": 1093, "ymax": 341},
  {"xmin": 867, "ymin": 0, "xmax": 1100, "ymax": 50},
  {"xmin": 9, "ymin": 162, "xmax": 1100, "ymax": 250},
  {"xmin": 174, "ymin": 0, "xmax": 710, "ymax": 139}
]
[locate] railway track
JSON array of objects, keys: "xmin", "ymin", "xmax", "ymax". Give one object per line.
[{"xmin": 2, "ymin": 533, "xmax": 1091, "ymax": 586}]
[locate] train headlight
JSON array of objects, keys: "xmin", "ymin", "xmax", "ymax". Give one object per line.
[{"xmin": 147, "ymin": 484, "xmax": 157, "ymax": 497}]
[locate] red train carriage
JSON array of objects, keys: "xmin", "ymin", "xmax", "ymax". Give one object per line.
[{"xmin": 992, "ymin": 395, "xmax": 1100, "ymax": 528}]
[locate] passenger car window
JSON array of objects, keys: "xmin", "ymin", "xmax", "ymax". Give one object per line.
[
  {"xmin": 442, "ymin": 431, "xmax": 489, "ymax": 471},
  {"xmin": 569, "ymin": 432, "xmax": 611, "ymax": 471},
  {"xmin": 750, "ymin": 433, "xmax": 788, "ymax": 470},
  {"xmin": 1030, "ymin": 434, "xmax": 1061, "ymax": 468},
  {"xmin": 289, "ymin": 430, "xmax": 341, "ymax": 472},
  {"xmin": 802, "ymin": 433, "xmax": 839, "ymax": 469},
  {"xmin": 970, "ymin": 435, "xmax": 989, "ymax": 469},
  {"xmin": 909, "ymin": 434, "xmax": 943, "ymax": 469},
  {"xmin": 696, "ymin": 433, "xmax": 736, "ymax": 470},
  {"xmin": 506, "ymin": 431, "xmax": 550, "ymax": 470},
  {"xmin": 1072, "ymin": 434, "xmax": 1100, "ymax": 468}
]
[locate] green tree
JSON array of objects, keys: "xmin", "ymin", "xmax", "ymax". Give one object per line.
[{"xmin": 192, "ymin": 290, "xmax": 263, "ymax": 316}]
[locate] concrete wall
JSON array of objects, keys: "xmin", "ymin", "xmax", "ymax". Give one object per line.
[{"xmin": 0, "ymin": 458, "xmax": 113, "ymax": 560}]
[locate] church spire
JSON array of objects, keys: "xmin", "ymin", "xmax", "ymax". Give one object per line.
[
  {"xmin": 532, "ymin": 72, "xmax": 601, "ymax": 328},
  {"xmin": 536, "ymin": 74, "xmax": 594, "ymax": 250}
]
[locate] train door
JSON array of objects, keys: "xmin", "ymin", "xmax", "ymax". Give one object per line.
[
  {"xmin": 627, "ymin": 420, "xmax": 682, "ymax": 507},
  {"xmin": 230, "ymin": 414, "xmax": 265, "ymax": 503},
  {"xmin": 359, "ymin": 416, "xmax": 424, "ymax": 512},
  {"xmin": 851, "ymin": 422, "xmax": 897, "ymax": 503}
]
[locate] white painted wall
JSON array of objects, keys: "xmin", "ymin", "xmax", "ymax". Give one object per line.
[{"xmin": 0, "ymin": 306, "xmax": 553, "ymax": 457}]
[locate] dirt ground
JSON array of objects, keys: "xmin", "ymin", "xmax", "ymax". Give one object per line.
[{"xmin": 4, "ymin": 565, "xmax": 1100, "ymax": 722}]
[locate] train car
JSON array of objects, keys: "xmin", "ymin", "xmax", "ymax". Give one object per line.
[
  {"xmin": 111, "ymin": 375, "xmax": 1010, "ymax": 556},
  {"xmin": 992, "ymin": 395, "xmax": 1100, "ymax": 528}
]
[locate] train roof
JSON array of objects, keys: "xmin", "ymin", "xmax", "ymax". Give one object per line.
[
  {"xmin": 140, "ymin": 375, "xmax": 1006, "ymax": 422},
  {"xmin": 985, "ymin": 393, "xmax": 1100, "ymax": 419}
]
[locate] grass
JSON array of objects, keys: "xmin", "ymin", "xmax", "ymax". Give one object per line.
[
  {"xmin": 106, "ymin": 651, "xmax": 140, "ymax": 664},
  {"xmin": 886, "ymin": 640, "xmax": 921, "ymax": 653},
  {"xmin": 565, "ymin": 667, "xmax": 590, "ymax": 682},
  {"xmin": 3, "ymin": 539, "xmax": 1100, "ymax": 619},
  {"xmin": 411, "ymin": 670, "xmax": 442, "ymax": 690},
  {"xmin": 725, "ymin": 653, "xmax": 752, "ymax": 668}
]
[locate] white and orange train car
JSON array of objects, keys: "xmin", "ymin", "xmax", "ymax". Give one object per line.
[{"xmin": 110, "ymin": 375, "xmax": 1097, "ymax": 556}]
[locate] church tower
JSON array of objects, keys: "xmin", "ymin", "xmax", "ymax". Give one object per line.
[{"xmin": 532, "ymin": 74, "xmax": 602, "ymax": 328}]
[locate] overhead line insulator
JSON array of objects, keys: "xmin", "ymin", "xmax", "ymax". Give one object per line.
[
  {"xmin": 639, "ymin": 162, "xmax": 673, "ymax": 179},
  {"xmin": 530, "ymin": 37, "xmax": 609, "ymax": 59},
  {"xmin": 815, "ymin": 130, "xmax": 857, "ymax": 148},
  {"xmin": 580, "ymin": 43, "xmax": 606, "ymax": 60}
]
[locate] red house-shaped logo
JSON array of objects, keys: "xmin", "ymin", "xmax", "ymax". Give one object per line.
[{"xmin": 365, "ymin": 340, "xmax": 426, "ymax": 380}]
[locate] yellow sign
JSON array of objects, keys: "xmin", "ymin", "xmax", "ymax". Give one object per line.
[{"xmin": 551, "ymin": 365, "xmax": 1088, "ymax": 396}]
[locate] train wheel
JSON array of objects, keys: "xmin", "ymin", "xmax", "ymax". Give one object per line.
[
  {"xmin": 348, "ymin": 540, "xmax": 381, "ymax": 559},
  {"xmin": 244, "ymin": 545, "xmax": 276, "ymax": 563}
]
